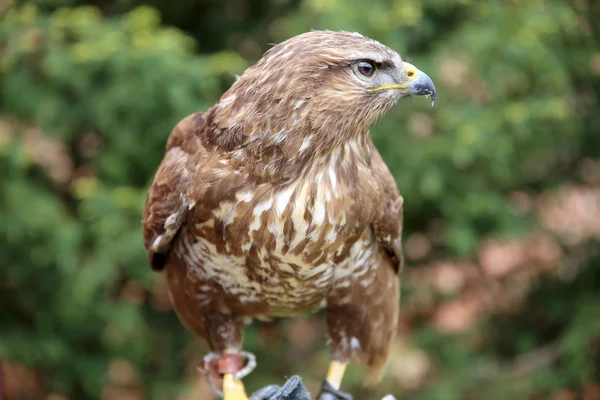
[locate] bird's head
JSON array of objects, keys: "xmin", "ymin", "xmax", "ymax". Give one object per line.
[
  {"xmin": 267, "ymin": 31, "xmax": 437, "ymax": 122},
  {"xmin": 214, "ymin": 30, "xmax": 436, "ymax": 155}
]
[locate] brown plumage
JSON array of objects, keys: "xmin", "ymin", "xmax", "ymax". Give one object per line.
[{"xmin": 142, "ymin": 30, "xmax": 435, "ymax": 396}]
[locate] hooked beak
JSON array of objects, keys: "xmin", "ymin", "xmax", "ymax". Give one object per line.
[{"xmin": 370, "ymin": 61, "xmax": 437, "ymax": 106}]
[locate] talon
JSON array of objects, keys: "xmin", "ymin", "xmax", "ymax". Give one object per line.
[
  {"xmin": 317, "ymin": 361, "xmax": 351, "ymax": 400},
  {"xmin": 317, "ymin": 380, "xmax": 352, "ymax": 400}
]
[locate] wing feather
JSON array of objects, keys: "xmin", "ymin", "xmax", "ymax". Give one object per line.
[
  {"xmin": 371, "ymin": 148, "xmax": 405, "ymax": 273},
  {"xmin": 142, "ymin": 112, "xmax": 206, "ymax": 270}
]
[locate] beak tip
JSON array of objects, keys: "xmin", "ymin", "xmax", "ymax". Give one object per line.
[{"xmin": 407, "ymin": 70, "xmax": 436, "ymax": 105}]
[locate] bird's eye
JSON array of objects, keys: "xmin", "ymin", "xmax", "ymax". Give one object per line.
[{"xmin": 357, "ymin": 61, "xmax": 376, "ymax": 78}]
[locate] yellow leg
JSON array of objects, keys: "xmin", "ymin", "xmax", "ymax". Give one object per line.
[
  {"xmin": 325, "ymin": 361, "xmax": 348, "ymax": 390},
  {"xmin": 222, "ymin": 373, "xmax": 248, "ymax": 400}
]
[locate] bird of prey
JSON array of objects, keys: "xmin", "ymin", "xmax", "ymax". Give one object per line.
[{"xmin": 142, "ymin": 30, "xmax": 436, "ymax": 400}]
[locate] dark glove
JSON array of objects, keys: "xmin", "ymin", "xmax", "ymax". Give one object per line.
[{"xmin": 249, "ymin": 375, "xmax": 311, "ymax": 400}]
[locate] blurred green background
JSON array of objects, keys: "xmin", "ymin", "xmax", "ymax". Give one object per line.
[{"xmin": 1, "ymin": 0, "xmax": 599, "ymax": 399}]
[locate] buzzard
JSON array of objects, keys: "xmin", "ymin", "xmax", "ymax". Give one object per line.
[{"xmin": 142, "ymin": 30, "xmax": 436, "ymax": 400}]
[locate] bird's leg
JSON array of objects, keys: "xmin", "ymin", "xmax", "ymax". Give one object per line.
[
  {"xmin": 325, "ymin": 361, "xmax": 347, "ymax": 391},
  {"xmin": 318, "ymin": 255, "xmax": 401, "ymax": 399},
  {"xmin": 200, "ymin": 349, "xmax": 256, "ymax": 400},
  {"xmin": 316, "ymin": 360, "xmax": 352, "ymax": 400},
  {"xmin": 221, "ymin": 348, "xmax": 251, "ymax": 400},
  {"xmin": 222, "ymin": 372, "xmax": 247, "ymax": 400},
  {"xmin": 198, "ymin": 312, "xmax": 254, "ymax": 399}
]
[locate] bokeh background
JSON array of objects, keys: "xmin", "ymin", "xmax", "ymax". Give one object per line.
[{"xmin": 1, "ymin": 0, "xmax": 599, "ymax": 399}]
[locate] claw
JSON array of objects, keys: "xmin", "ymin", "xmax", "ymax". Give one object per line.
[
  {"xmin": 317, "ymin": 380, "xmax": 352, "ymax": 400},
  {"xmin": 316, "ymin": 361, "xmax": 351, "ymax": 400}
]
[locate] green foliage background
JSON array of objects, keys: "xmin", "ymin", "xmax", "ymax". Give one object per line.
[{"xmin": 0, "ymin": 0, "xmax": 598, "ymax": 399}]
